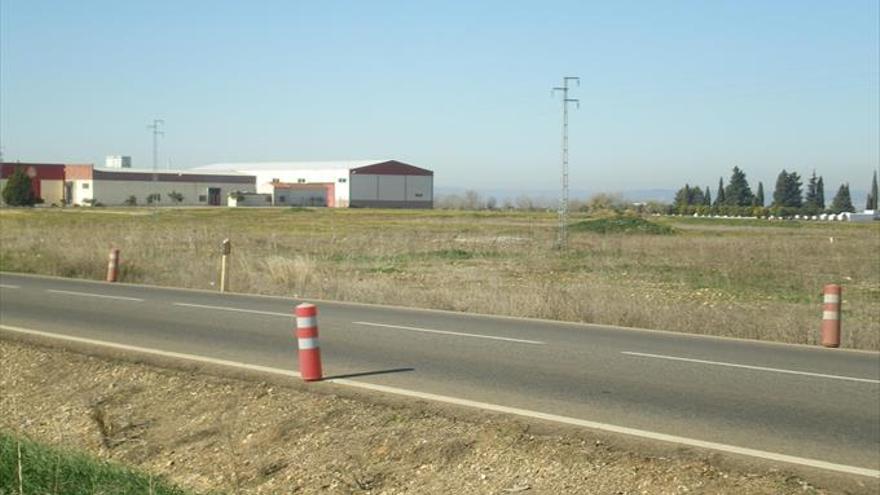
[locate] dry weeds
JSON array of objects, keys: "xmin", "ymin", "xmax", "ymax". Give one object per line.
[
  {"xmin": 0, "ymin": 208, "xmax": 877, "ymax": 349},
  {"xmin": 2, "ymin": 339, "xmax": 862, "ymax": 494}
]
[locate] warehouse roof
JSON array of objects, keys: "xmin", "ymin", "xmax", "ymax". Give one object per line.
[
  {"xmin": 195, "ymin": 160, "xmax": 390, "ymax": 172},
  {"xmin": 90, "ymin": 167, "xmax": 255, "ymax": 183},
  {"xmin": 93, "ymin": 167, "xmax": 253, "ymax": 176},
  {"xmin": 195, "ymin": 160, "xmax": 433, "ymax": 176}
]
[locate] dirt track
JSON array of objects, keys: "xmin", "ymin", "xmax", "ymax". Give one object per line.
[{"xmin": 0, "ymin": 338, "xmax": 869, "ymax": 494}]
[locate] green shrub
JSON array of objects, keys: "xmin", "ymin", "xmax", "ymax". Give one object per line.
[
  {"xmin": 569, "ymin": 216, "xmax": 676, "ymax": 235},
  {"xmin": 1, "ymin": 167, "xmax": 37, "ymax": 206}
]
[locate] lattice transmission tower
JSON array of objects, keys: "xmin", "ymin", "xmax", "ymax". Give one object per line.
[{"xmin": 552, "ymin": 77, "xmax": 579, "ymax": 249}]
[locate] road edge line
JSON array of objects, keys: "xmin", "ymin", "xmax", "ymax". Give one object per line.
[
  {"xmin": 1, "ymin": 323, "xmax": 877, "ymax": 479},
  {"xmin": 621, "ymin": 351, "xmax": 880, "ymax": 384},
  {"xmin": 4, "ymin": 271, "xmax": 876, "ymax": 355},
  {"xmin": 0, "ymin": 324, "xmax": 299, "ymax": 378}
]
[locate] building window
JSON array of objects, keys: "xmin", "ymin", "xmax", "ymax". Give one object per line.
[
  {"xmin": 338, "ymin": 178, "xmax": 347, "ymax": 183},
  {"xmin": 297, "ymin": 178, "xmax": 306, "ymax": 183},
  {"xmin": 199, "ymin": 195, "xmax": 207, "ymax": 202},
  {"xmin": 278, "ymin": 196, "xmax": 286, "ymax": 203},
  {"xmin": 81, "ymin": 183, "xmax": 89, "ymax": 189},
  {"xmin": 415, "ymin": 193, "xmax": 423, "ymax": 198}
]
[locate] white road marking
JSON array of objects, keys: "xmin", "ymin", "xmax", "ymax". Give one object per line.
[
  {"xmin": 0, "ymin": 323, "xmax": 876, "ymax": 479},
  {"xmin": 622, "ymin": 351, "xmax": 880, "ymax": 384},
  {"xmin": 172, "ymin": 302, "xmax": 290, "ymax": 318},
  {"xmin": 328, "ymin": 379, "xmax": 880, "ymax": 479},
  {"xmin": 353, "ymin": 321, "xmax": 545, "ymax": 345},
  {"xmin": 0, "ymin": 284, "xmax": 21, "ymax": 289},
  {"xmin": 0, "ymin": 324, "xmax": 299, "ymax": 377},
  {"xmin": 46, "ymin": 289, "xmax": 143, "ymax": 302}
]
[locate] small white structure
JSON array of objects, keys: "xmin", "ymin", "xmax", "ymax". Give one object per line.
[
  {"xmin": 227, "ymin": 192, "xmax": 272, "ymax": 207},
  {"xmin": 105, "ymin": 156, "xmax": 132, "ymax": 169},
  {"xmin": 270, "ymin": 183, "xmax": 332, "ymax": 206},
  {"xmin": 195, "ymin": 159, "xmax": 433, "ymax": 208},
  {"xmin": 850, "ymin": 210, "xmax": 878, "ymax": 223}
]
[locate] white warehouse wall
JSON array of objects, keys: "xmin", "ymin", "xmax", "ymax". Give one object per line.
[
  {"xmin": 253, "ymin": 169, "xmax": 350, "ymax": 207},
  {"xmin": 350, "ymin": 174, "xmax": 433, "ymax": 204},
  {"xmin": 405, "ymin": 175, "xmax": 432, "ymax": 202},
  {"xmin": 86, "ymin": 180, "xmax": 254, "ymax": 206},
  {"xmin": 71, "ymin": 180, "xmax": 94, "ymax": 205}
]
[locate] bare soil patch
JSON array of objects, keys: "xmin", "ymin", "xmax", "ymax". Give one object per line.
[{"xmin": 2, "ymin": 338, "xmax": 872, "ymax": 494}]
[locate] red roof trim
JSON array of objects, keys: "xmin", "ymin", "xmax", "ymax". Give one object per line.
[{"xmin": 350, "ymin": 160, "xmax": 432, "ymax": 176}]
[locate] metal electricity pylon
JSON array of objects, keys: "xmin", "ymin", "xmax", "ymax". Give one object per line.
[
  {"xmin": 552, "ymin": 77, "xmax": 580, "ymax": 249},
  {"xmin": 147, "ymin": 119, "xmax": 164, "ymax": 210},
  {"xmin": 147, "ymin": 119, "xmax": 164, "ymax": 177}
]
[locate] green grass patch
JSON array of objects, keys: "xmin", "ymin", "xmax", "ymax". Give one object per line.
[
  {"xmin": 663, "ymin": 216, "xmax": 803, "ymax": 228},
  {"xmin": 428, "ymin": 249, "xmax": 474, "ymax": 260},
  {"xmin": 0, "ymin": 431, "xmax": 191, "ymax": 495},
  {"xmin": 570, "ymin": 216, "xmax": 675, "ymax": 235}
]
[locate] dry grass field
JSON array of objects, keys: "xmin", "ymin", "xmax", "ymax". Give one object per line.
[{"xmin": 1, "ymin": 207, "xmax": 877, "ymax": 349}]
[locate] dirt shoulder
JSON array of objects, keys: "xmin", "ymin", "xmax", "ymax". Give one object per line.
[{"xmin": 0, "ymin": 337, "xmax": 872, "ymax": 494}]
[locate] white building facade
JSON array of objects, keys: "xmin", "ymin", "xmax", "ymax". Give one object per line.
[
  {"xmin": 195, "ymin": 160, "xmax": 433, "ymax": 208},
  {"xmin": 64, "ymin": 166, "xmax": 255, "ymax": 206}
]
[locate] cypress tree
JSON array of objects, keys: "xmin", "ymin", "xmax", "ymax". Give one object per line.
[
  {"xmin": 831, "ymin": 183, "xmax": 855, "ymax": 213},
  {"xmin": 804, "ymin": 171, "xmax": 820, "ymax": 213},
  {"xmin": 724, "ymin": 166, "xmax": 754, "ymax": 206},
  {"xmin": 704, "ymin": 186, "xmax": 712, "ymax": 206},
  {"xmin": 715, "ymin": 178, "xmax": 725, "ymax": 206},
  {"xmin": 1, "ymin": 166, "xmax": 36, "ymax": 206},
  {"xmin": 772, "ymin": 170, "xmax": 788, "ymax": 207},
  {"xmin": 689, "ymin": 186, "xmax": 705, "ymax": 206},
  {"xmin": 788, "ymin": 171, "xmax": 803, "ymax": 208},
  {"xmin": 754, "ymin": 182, "xmax": 764, "ymax": 207},
  {"xmin": 817, "ymin": 176, "xmax": 825, "ymax": 209},
  {"xmin": 867, "ymin": 171, "xmax": 878, "ymax": 210},
  {"xmin": 674, "ymin": 184, "xmax": 691, "ymax": 211},
  {"xmin": 773, "ymin": 170, "xmax": 802, "ymax": 208}
]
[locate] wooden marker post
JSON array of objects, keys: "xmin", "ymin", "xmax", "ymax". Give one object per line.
[
  {"xmin": 106, "ymin": 248, "xmax": 120, "ymax": 282},
  {"xmin": 220, "ymin": 238, "xmax": 231, "ymax": 292}
]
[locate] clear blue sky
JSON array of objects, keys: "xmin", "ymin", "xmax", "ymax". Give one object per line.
[{"xmin": 1, "ymin": 0, "xmax": 878, "ymax": 195}]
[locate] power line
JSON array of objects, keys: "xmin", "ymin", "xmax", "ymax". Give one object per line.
[{"xmin": 552, "ymin": 76, "xmax": 580, "ymax": 249}]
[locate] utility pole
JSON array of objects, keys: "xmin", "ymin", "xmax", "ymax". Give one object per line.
[
  {"xmin": 552, "ymin": 77, "xmax": 580, "ymax": 249},
  {"xmin": 147, "ymin": 119, "xmax": 164, "ymax": 206}
]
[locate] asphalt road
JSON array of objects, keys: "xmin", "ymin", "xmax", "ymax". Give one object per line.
[{"xmin": 1, "ymin": 272, "xmax": 878, "ymax": 476}]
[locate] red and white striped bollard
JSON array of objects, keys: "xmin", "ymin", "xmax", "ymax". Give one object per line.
[
  {"xmin": 821, "ymin": 284, "xmax": 841, "ymax": 348},
  {"xmin": 106, "ymin": 248, "xmax": 120, "ymax": 283},
  {"xmin": 295, "ymin": 303, "xmax": 323, "ymax": 381}
]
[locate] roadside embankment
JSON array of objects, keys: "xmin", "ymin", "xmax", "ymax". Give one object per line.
[{"xmin": 2, "ymin": 338, "xmax": 871, "ymax": 494}]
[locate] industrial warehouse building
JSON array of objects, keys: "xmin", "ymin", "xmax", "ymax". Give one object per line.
[
  {"xmin": 195, "ymin": 160, "xmax": 434, "ymax": 208},
  {"xmin": 0, "ymin": 162, "xmax": 255, "ymax": 206}
]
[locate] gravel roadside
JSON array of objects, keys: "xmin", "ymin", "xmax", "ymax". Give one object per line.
[{"xmin": 0, "ymin": 338, "xmax": 868, "ymax": 494}]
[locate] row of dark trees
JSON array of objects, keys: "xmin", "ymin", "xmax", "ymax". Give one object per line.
[{"xmin": 674, "ymin": 167, "xmax": 878, "ymax": 216}]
